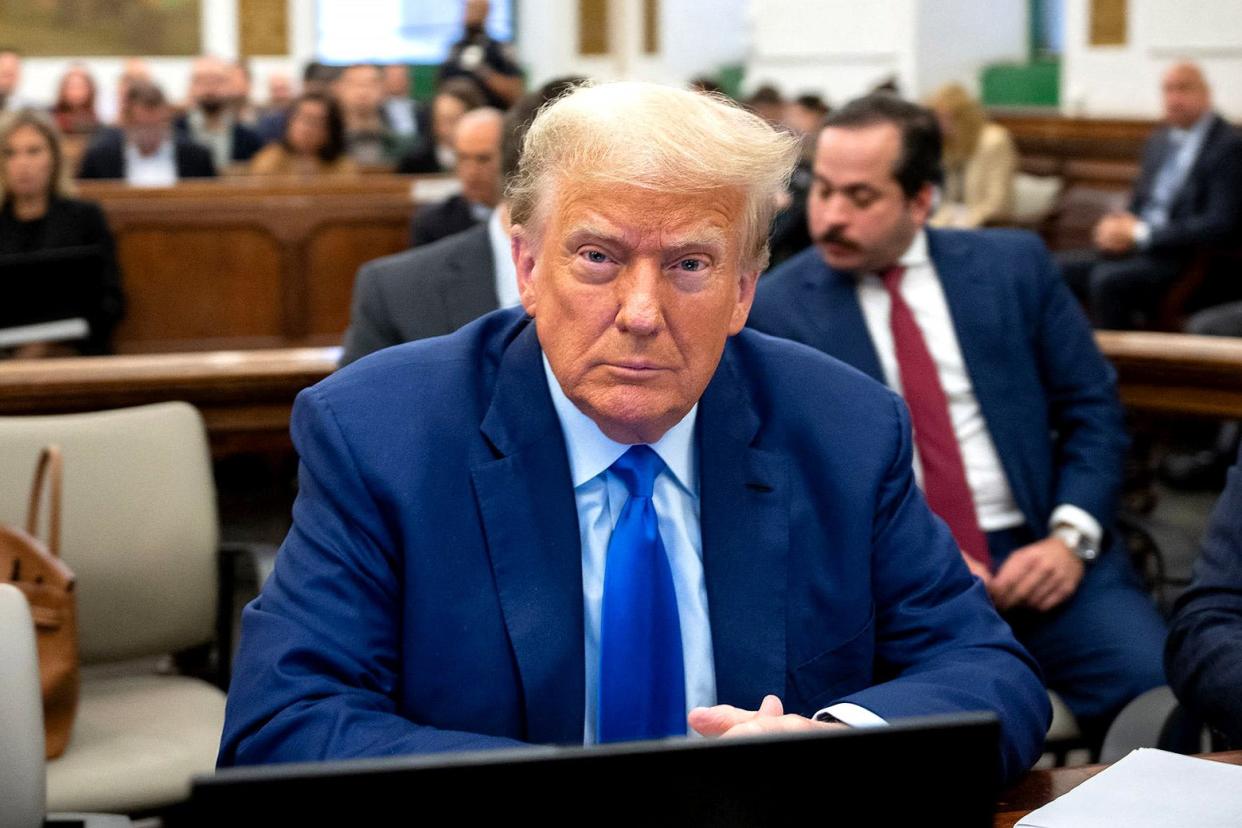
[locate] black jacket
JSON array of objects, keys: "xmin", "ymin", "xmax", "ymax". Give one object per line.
[{"xmin": 77, "ymin": 127, "xmax": 217, "ymax": 180}]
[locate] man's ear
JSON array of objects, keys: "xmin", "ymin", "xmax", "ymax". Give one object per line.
[
  {"xmin": 909, "ymin": 182, "xmax": 936, "ymax": 226},
  {"xmin": 729, "ymin": 269, "xmax": 761, "ymax": 334},
  {"xmin": 511, "ymin": 226, "xmax": 538, "ymax": 316}
]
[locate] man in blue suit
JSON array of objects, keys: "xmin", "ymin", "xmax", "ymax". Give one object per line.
[
  {"xmin": 219, "ymin": 82, "xmax": 1049, "ymax": 782},
  {"xmin": 1167, "ymin": 444, "xmax": 1242, "ymax": 748},
  {"xmin": 748, "ymin": 94, "xmax": 1167, "ymax": 745}
]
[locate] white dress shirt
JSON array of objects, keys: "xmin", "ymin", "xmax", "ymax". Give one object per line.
[
  {"xmin": 541, "ymin": 354, "xmax": 883, "ymax": 742},
  {"xmin": 487, "ymin": 209, "xmax": 521, "ymax": 309},
  {"xmin": 124, "ymin": 139, "xmax": 177, "ymax": 187},
  {"xmin": 856, "ymin": 230, "xmax": 1101, "ymax": 544}
]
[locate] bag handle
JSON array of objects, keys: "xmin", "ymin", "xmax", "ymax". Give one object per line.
[{"xmin": 26, "ymin": 444, "xmax": 63, "ymax": 557}]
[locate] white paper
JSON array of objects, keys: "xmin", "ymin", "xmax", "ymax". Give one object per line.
[
  {"xmin": 0, "ymin": 318, "xmax": 88, "ymax": 348},
  {"xmin": 1018, "ymin": 749, "xmax": 1242, "ymax": 828}
]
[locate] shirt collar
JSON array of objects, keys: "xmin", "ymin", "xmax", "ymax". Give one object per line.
[
  {"xmin": 897, "ymin": 228, "xmax": 930, "ymax": 268},
  {"xmin": 488, "ymin": 207, "xmax": 520, "ymax": 308},
  {"xmin": 541, "ymin": 352, "xmax": 698, "ymax": 496}
]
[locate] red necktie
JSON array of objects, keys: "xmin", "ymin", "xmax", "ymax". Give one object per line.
[{"xmin": 881, "ymin": 266, "xmax": 992, "ymax": 568}]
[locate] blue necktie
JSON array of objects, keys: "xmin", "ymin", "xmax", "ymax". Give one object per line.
[{"xmin": 598, "ymin": 445, "xmax": 687, "ymax": 742}]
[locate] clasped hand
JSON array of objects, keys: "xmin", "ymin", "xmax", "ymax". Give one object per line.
[{"xmin": 688, "ymin": 694, "xmax": 845, "ymax": 738}]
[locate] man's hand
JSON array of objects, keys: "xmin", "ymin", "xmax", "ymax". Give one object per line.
[
  {"xmin": 688, "ymin": 694, "xmax": 844, "ymax": 738},
  {"xmin": 989, "ymin": 536, "xmax": 1084, "ymax": 612},
  {"xmin": 1093, "ymin": 212, "xmax": 1139, "ymax": 254}
]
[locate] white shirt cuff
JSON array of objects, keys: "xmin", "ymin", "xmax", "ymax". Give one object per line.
[
  {"xmin": 1049, "ymin": 504, "xmax": 1102, "ymax": 547},
  {"xmin": 1132, "ymin": 220, "xmax": 1151, "ymax": 249},
  {"xmin": 815, "ymin": 702, "xmax": 888, "ymax": 728}
]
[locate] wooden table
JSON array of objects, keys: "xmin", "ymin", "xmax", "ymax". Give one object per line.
[{"xmin": 993, "ymin": 751, "xmax": 1242, "ymax": 827}]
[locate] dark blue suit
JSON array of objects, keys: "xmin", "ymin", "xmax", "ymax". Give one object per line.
[
  {"xmin": 219, "ymin": 307, "xmax": 1050, "ymax": 782},
  {"xmin": 1167, "ymin": 445, "xmax": 1242, "ymax": 747},
  {"xmin": 748, "ymin": 229, "xmax": 1167, "ymax": 734}
]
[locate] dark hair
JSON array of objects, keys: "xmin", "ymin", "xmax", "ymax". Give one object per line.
[
  {"xmin": 0, "ymin": 46, "xmax": 21, "ymax": 57},
  {"xmin": 793, "ymin": 93, "xmax": 829, "ymax": 117},
  {"xmin": 822, "ymin": 93, "xmax": 943, "ymax": 197},
  {"xmin": 501, "ymin": 76, "xmax": 586, "ymax": 188},
  {"xmin": 436, "ymin": 77, "xmax": 488, "ymax": 112},
  {"xmin": 282, "ymin": 91, "xmax": 346, "ymax": 163},
  {"xmin": 124, "ymin": 79, "xmax": 168, "ymax": 111},
  {"xmin": 746, "ymin": 84, "xmax": 784, "ymax": 107}
]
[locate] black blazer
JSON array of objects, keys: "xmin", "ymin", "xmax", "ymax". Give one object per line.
[
  {"xmin": 340, "ymin": 222, "xmax": 497, "ymax": 366},
  {"xmin": 1130, "ymin": 114, "xmax": 1242, "ymax": 253},
  {"xmin": 77, "ymin": 128, "xmax": 217, "ymax": 180},
  {"xmin": 173, "ymin": 115, "xmax": 265, "ymax": 162},
  {"xmin": 409, "ymin": 194, "xmax": 483, "ymax": 248},
  {"xmin": 395, "ymin": 135, "xmax": 447, "ymax": 175},
  {"xmin": 0, "ymin": 197, "xmax": 125, "ymax": 354},
  {"xmin": 1167, "ymin": 444, "xmax": 1242, "ymax": 747}
]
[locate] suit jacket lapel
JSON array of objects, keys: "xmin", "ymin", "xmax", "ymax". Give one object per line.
[
  {"xmin": 928, "ymin": 229, "xmax": 1041, "ymax": 528},
  {"xmin": 442, "ymin": 226, "xmax": 501, "ymax": 331},
  {"xmin": 697, "ymin": 343, "xmax": 789, "ymax": 709},
  {"xmin": 805, "ymin": 262, "xmax": 887, "ymax": 384},
  {"xmin": 472, "ymin": 323, "xmax": 585, "ymax": 744}
]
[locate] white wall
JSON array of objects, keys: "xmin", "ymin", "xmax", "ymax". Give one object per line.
[
  {"xmin": 517, "ymin": 0, "xmax": 749, "ymax": 89},
  {"xmin": 1061, "ymin": 0, "xmax": 1242, "ymax": 118},
  {"xmin": 915, "ymin": 0, "xmax": 1026, "ymax": 98},
  {"xmin": 744, "ymin": 0, "xmax": 1024, "ymax": 107}
]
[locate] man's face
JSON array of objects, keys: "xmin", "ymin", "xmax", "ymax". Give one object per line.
[
  {"xmin": 0, "ymin": 51, "xmax": 20, "ymax": 96},
  {"xmin": 190, "ymin": 59, "xmax": 230, "ymax": 114},
  {"xmin": 454, "ymin": 116, "xmax": 501, "ymax": 206},
  {"xmin": 514, "ymin": 180, "xmax": 757, "ymax": 444},
  {"xmin": 383, "ymin": 65, "xmax": 408, "ymax": 98},
  {"xmin": 1162, "ymin": 66, "xmax": 1210, "ymax": 129},
  {"xmin": 125, "ymin": 102, "xmax": 171, "ymax": 155},
  {"xmin": 433, "ymin": 94, "xmax": 468, "ymax": 146},
  {"xmin": 808, "ymin": 123, "xmax": 932, "ymax": 273},
  {"xmin": 465, "ymin": 0, "xmax": 490, "ymax": 29},
  {"xmin": 336, "ymin": 66, "xmax": 383, "ymax": 115}
]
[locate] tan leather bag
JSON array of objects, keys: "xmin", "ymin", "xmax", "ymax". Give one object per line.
[{"xmin": 0, "ymin": 445, "xmax": 79, "ymax": 758}]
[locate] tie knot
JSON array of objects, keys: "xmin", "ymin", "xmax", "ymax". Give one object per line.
[
  {"xmin": 610, "ymin": 445, "xmax": 663, "ymax": 498},
  {"xmin": 880, "ymin": 264, "xmax": 906, "ymax": 291}
]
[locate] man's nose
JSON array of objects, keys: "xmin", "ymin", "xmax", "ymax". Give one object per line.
[{"xmin": 615, "ymin": 261, "xmax": 662, "ymax": 336}]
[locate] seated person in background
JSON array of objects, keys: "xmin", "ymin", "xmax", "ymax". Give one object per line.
[
  {"xmin": 1059, "ymin": 63, "xmax": 1242, "ymax": 329},
  {"xmin": 0, "ymin": 47, "xmax": 32, "ymax": 113},
  {"xmin": 437, "ymin": 0, "xmax": 523, "ymax": 110},
  {"xmin": 227, "ymin": 60, "xmax": 259, "ymax": 126},
  {"xmin": 222, "ymin": 81, "xmax": 1049, "ymax": 783},
  {"xmin": 743, "ymin": 84, "xmax": 786, "ymax": 128},
  {"xmin": 51, "ymin": 63, "xmax": 101, "ymax": 137},
  {"xmin": 1167, "ymin": 444, "xmax": 1242, "ymax": 748},
  {"xmin": 335, "ymin": 63, "xmax": 406, "ymax": 166},
  {"xmin": 748, "ymin": 94, "xmax": 1167, "ymax": 747},
  {"xmin": 255, "ymin": 70, "xmax": 298, "ymax": 145},
  {"xmin": 175, "ymin": 56, "xmax": 264, "ymax": 169},
  {"xmin": 382, "ymin": 64, "xmax": 428, "ymax": 141},
  {"xmin": 100, "ymin": 57, "xmax": 151, "ymax": 126},
  {"xmin": 0, "ymin": 109, "xmax": 124, "ymax": 355},
  {"xmin": 767, "ymin": 94, "xmax": 830, "ymax": 268},
  {"xmin": 249, "ymin": 92, "xmax": 355, "ymax": 176},
  {"xmin": 927, "ymin": 83, "xmax": 1016, "ymax": 229},
  {"xmin": 409, "ymin": 107, "xmax": 502, "ymax": 247},
  {"xmin": 396, "ymin": 78, "xmax": 486, "ymax": 174},
  {"xmin": 79, "ymin": 81, "xmax": 216, "ymax": 184}
]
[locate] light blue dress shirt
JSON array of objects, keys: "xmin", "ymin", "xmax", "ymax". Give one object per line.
[
  {"xmin": 541, "ymin": 355, "xmax": 717, "ymax": 743},
  {"xmin": 1141, "ymin": 112, "xmax": 1214, "ymax": 233}
]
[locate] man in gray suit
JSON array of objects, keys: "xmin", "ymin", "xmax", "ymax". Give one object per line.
[{"xmin": 339, "ymin": 80, "xmax": 578, "ymax": 367}]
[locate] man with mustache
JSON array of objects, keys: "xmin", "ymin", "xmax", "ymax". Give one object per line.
[
  {"xmin": 748, "ymin": 94, "xmax": 1167, "ymax": 749},
  {"xmin": 176, "ymin": 55, "xmax": 263, "ymax": 169}
]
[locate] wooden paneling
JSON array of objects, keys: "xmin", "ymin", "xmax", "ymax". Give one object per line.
[
  {"xmin": 78, "ymin": 175, "xmax": 433, "ymax": 353},
  {"xmin": 1, "ymin": 332, "xmax": 1241, "ymax": 461}
]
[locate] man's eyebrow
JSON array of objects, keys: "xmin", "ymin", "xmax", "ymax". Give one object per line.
[{"xmin": 812, "ymin": 173, "xmax": 881, "ymax": 196}]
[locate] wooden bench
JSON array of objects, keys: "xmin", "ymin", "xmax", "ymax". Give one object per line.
[
  {"xmin": 79, "ymin": 175, "xmax": 458, "ymax": 354},
  {"xmin": 0, "ymin": 332, "xmax": 1240, "ymax": 459}
]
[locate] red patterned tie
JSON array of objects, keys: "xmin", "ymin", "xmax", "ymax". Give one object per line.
[{"xmin": 882, "ymin": 266, "xmax": 992, "ymax": 568}]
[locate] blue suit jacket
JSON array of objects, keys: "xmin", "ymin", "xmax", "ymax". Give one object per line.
[
  {"xmin": 218, "ymin": 307, "xmax": 1050, "ymax": 782},
  {"xmin": 748, "ymin": 229, "xmax": 1128, "ymax": 540},
  {"xmin": 1167, "ymin": 445, "xmax": 1242, "ymax": 746}
]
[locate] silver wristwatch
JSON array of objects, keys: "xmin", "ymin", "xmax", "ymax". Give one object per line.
[{"xmin": 1053, "ymin": 523, "xmax": 1099, "ymax": 563}]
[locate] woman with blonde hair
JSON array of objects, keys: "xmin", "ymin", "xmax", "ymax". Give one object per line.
[
  {"xmin": 0, "ymin": 109, "xmax": 124, "ymax": 355},
  {"xmin": 928, "ymin": 83, "xmax": 1017, "ymax": 228}
]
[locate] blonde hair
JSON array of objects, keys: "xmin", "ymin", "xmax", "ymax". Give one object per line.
[
  {"xmin": 0, "ymin": 108, "xmax": 74, "ymax": 206},
  {"xmin": 507, "ymin": 81, "xmax": 800, "ymax": 273},
  {"xmin": 929, "ymin": 83, "xmax": 986, "ymax": 168}
]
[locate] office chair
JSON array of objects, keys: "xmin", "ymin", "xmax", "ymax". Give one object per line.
[{"xmin": 0, "ymin": 403, "xmax": 226, "ymax": 815}]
